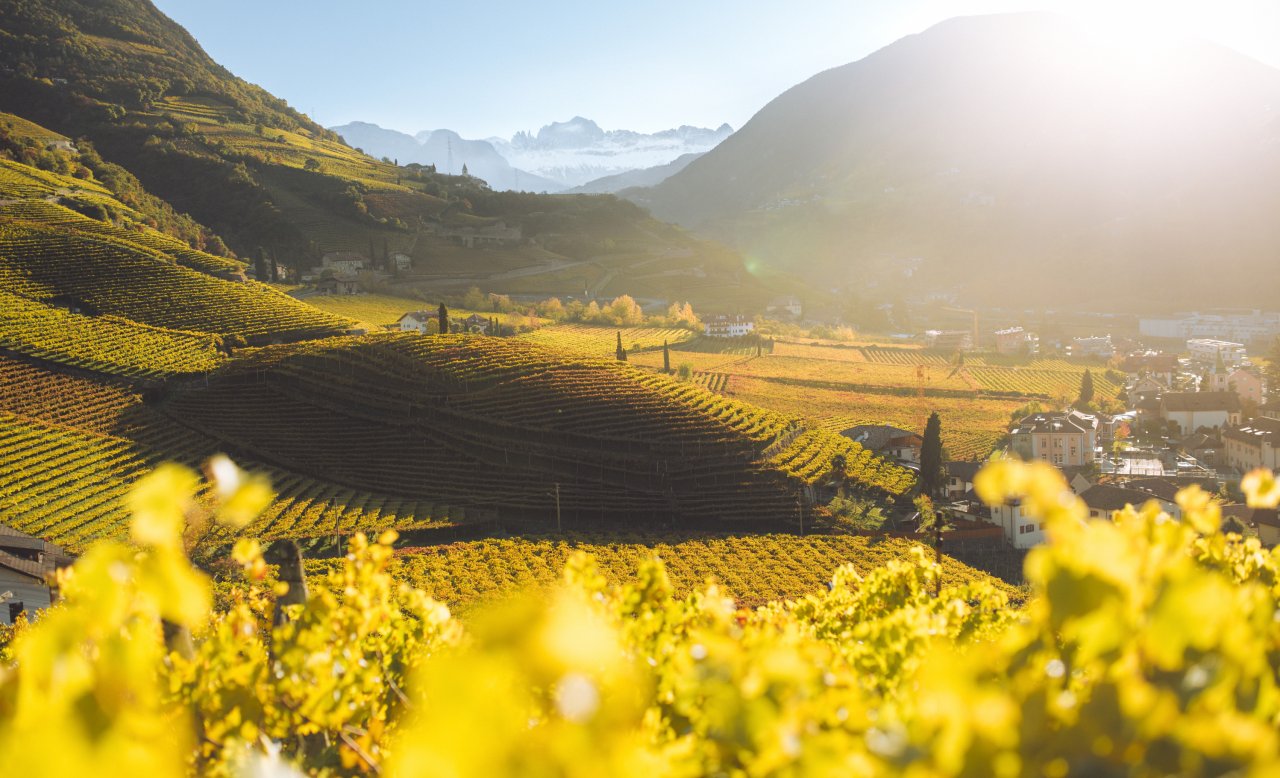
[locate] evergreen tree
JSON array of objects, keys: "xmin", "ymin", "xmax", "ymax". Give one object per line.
[
  {"xmin": 919, "ymin": 412, "xmax": 944, "ymax": 499},
  {"xmin": 616, "ymin": 332, "xmax": 625, "ymax": 361},
  {"xmin": 254, "ymin": 247, "xmax": 269, "ymax": 282},
  {"xmin": 438, "ymin": 303, "xmax": 449, "ymax": 335},
  {"xmin": 663, "ymin": 340, "xmax": 671, "ymax": 372},
  {"xmin": 1079, "ymin": 369, "xmax": 1095, "ymax": 405}
]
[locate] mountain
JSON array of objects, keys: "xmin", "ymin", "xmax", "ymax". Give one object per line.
[
  {"xmin": 567, "ymin": 152, "xmax": 706, "ymax": 194},
  {"xmin": 331, "ymin": 121, "xmax": 565, "ymax": 192},
  {"xmin": 633, "ymin": 13, "xmax": 1280, "ymax": 309},
  {"xmin": 492, "ymin": 118, "xmax": 733, "ymax": 188}
]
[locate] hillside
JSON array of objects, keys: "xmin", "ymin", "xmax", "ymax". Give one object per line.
[
  {"xmin": 635, "ymin": 12, "xmax": 1280, "ymax": 309},
  {"xmin": 156, "ymin": 333, "xmax": 914, "ymax": 527},
  {"xmin": 0, "ymin": 0, "xmax": 761, "ymax": 309}
]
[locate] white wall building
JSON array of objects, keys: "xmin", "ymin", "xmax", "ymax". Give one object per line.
[
  {"xmin": 1140, "ymin": 310, "xmax": 1280, "ymax": 345},
  {"xmin": 397, "ymin": 310, "xmax": 437, "ymax": 334},
  {"xmin": 1071, "ymin": 335, "xmax": 1114, "ymax": 359},
  {"xmin": 1187, "ymin": 339, "xmax": 1247, "ymax": 369},
  {"xmin": 988, "ymin": 501, "xmax": 1045, "ymax": 549},
  {"xmin": 704, "ymin": 315, "xmax": 754, "ymax": 338}
]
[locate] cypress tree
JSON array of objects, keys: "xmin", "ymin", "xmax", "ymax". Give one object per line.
[
  {"xmin": 919, "ymin": 412, "xmax": 944, "ymax": 499},
  {"xmin": 1079, "ymin": 369, "xmax": 1095, "ymax": 405},
  {"xmin": 663, "ymin": 340, "xmax": 671, "ymax": 372},
  {"xmin": 616, "ymin": 332, "xmax": 625, "ymax": 361},
  {"xmin": 438, "ymin": 303, "xmax": 449, "ymax": 335}
]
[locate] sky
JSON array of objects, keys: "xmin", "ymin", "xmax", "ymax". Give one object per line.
[{"xmin": 152, "ymin": 0, "xmax": 1280, "ymax": 140}]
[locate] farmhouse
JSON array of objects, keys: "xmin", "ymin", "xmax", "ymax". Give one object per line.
[
  {"xmin": 462, "ymin": 314, "xmax": 492, "ymax": 333},
  {"xmin": 839, "ymin": 424, "xmax": 922, "ymax": 464},
  {"xmin": 1158, "ymin": 392, "xmax": 1242, "ymax": 433},
  {"xmin": 766, "ymin": 296, "xmax": 803, "ymax": 319},
  {"xmin": 389, "ymin": 252, "xmax": 413, "ymax": 272},
  {"xmin": 320, "ymin": 251, "xmax": 367, "ymax": 274},
  {"xmin": 0, "ymin": 524, "xmax": 71, "ymax": 625},
  {"xmin": 397, "ymin": 310, "xmax": 438, "ymax": 334},
  {"xmin": 704, "ymin": 314, "xmax": 754, "ymax": 338},
  {"xmin": 316, "ymin": 276, "xmax": 360, "ymax": 295},
  {"xmin": 435, "ymin": 221, "xmax": 522, "ymax": 248}
]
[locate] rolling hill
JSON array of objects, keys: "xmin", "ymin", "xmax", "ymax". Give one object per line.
[
  {"xmin": 0, "ymin": 0, "xmax": 763, "ymax": 309},
  {"xmin": 634, "ymin": 12, "xmax": 1280, "ymax": 309}
]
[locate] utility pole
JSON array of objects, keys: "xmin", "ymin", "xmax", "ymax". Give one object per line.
[
  {"xmin": 554, "ymin": 483, "xmax": 561, "ymax": 533},
  {"xmin": 934, "ymin": 515, "xmax": 942, "ymax": 597}
]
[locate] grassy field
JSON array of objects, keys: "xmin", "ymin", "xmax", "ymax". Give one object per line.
[
  {"xmin": 303, "ymin": 292, "xmax": 550, "ymax": 331},
  {"xmin": 307, "ymin": 531, "xmax": 1022, "ymax": 614},
  {"xmin": 726, "ymin": 375, "xmax": 1022, "ymax": 461},
  {"xmin": 516, "ymin": 323, "xmax": 698, "ymax": 357}
]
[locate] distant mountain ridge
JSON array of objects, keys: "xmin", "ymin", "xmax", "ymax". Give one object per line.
[
  {"xmin": 333, "ymin": 117, "xmax": 733, "ymax": 191},
  {"xmin": 632, "ymin": 12, "xmax": 1280, "ymax": 309}
]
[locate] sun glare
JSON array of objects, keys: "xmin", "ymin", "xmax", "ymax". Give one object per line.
[{"xmin": 1065, "ymin": 0, "xmax": 1201, "ymax": 73}]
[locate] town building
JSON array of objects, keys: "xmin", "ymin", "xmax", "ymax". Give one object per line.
[
  {"xmin": 944, "ymin": 461, "xmax": 981, "ymax": 500},
  {"xmin": 1078, "ymin": 483, "xmax": 1178, "ymax": 521},
  {"xmin": 1187, "ymin": 338, "xmax": 1247, "ymax": 369},
  {"xmin": 1121, "ymin": 353, "xmax": 1178, "ymax": 386},
  {"xmin": 0, "ymin": 524, "xmax": 71, "ymax": 625},
  {"xmin": 1228, "ymin": 369, "xmax": 1265, "ymax": 406},
  {"xmin": 389, "ymin": 252, "xmax": 413, "ymax": 272},
  {"xmin": 1140, "ymin": 310, "xmax": 1280, "ymax": 345},
  {"xmin": 994, "ymin": 327, "xmax": 1035, "ymax": 356},
  {"xmin": 1071, "ymin": 335, "xmax": 1114, "ymax": 359},
  {"xmin": 1010, "ymin": 410, "xmax": 1099, "ymax": 467},
  {"xmin": 988, "ymin": 500, "xmax": 1045, "ymax": 549},
  {"xmin": 1158, "ymin": 392, "xmax": 1242, "ymax": 433},
  {"xmin": 1222, "ymin": 417, "xmax": 1280, "ymax": 473},
  {"xmin": 923, "ymin": 329, "xmax": 972, "ymax": 351},
  {"xmin": 839, "ymin": 425, "xmax": 923, "ymax": 464},
  {"xmin": 704, "ymin": 315, "xmax": 754, "ymax": 338}
]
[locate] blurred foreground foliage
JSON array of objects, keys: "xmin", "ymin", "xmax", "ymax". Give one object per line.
[{"xmin": 0, "ymin": 458, "xmax": 1279, "ymax": 776}]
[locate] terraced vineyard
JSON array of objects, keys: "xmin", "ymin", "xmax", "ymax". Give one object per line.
[
  {"xmin": 0, "ymin": 291, "xmax": 225, "ymax": 379},
  {"xmin": 0, "ymin": 211, "xmax": 353, "ymax": 341},
  {"xmin": 315, "ymin": 531, "xmax": 1022, "ymax": 613},
  {"xmin": 0, "ymin": 356, "xmax": 459, "ymax": 549},
  {"xmin": 161, "ymin": 334, "xmax": 912, "ymax": 529}
]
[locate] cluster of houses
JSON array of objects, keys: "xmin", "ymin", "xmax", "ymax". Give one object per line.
[
  {"xmin": 300, "ymin": 250, "xmax": 415, "ymax": 295},
  {"xmin": 839, "ymin": 333, "xmax": 1277, "ymax": 551},
  {"xmin": 397, "ymin": 310, "xmax": 498, "ymax": 335}
]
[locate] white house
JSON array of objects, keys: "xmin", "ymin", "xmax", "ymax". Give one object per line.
[
  {"xmin": 1222, "ymin": 418, "xmax": 1280, "ymax": 473},
  {"xmin": 1079, "ymin": 483, "xmax": 1179, "ymax": 521},
  {"xmin": 389, "ymin": 252, "xmax": 413, "ymax": 272},
  {"xmin": 704, "ymin": 315, "xmax": 754, "ymax": 338},
  {"xmin": 397, "ymin": 310, "xmax": 438, "ymax": 334},
  {"xmin": 988, "ymin": 501, "xmax": 1045, "ymax": 549},
  {"xmin": 1010, "ymin": 410, "xmax": 1099, "ymax": 467},
  {"xmin": 766, "ymin": 296, "xmax": 803, "ymax": 319},
  {"xmin": 1158, "ymin": 392, "xmax": 1242, "ymax": 433}
]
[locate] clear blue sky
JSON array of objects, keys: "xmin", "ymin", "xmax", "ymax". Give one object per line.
[{"xmin": 152, "ymin": 0, "xmax": 1279, "ymax": 138}]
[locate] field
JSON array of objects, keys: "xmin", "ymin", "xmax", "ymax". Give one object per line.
[
  {"xmin": 516, "ymin": 323, "xmax": 698, "ymax": 356},
  {"xmin": 304, "ymin": 292, "xmax": 550, "ymax": 331},
  {"xmin": 727, "ymin": 375, "xmax": 1023, "ymax": 461},
  {"xmin": 308, "ymin": 530, "xmax": 1022, "ymax": 613}
]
